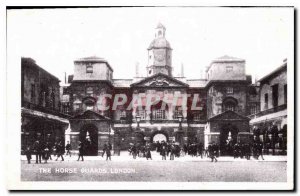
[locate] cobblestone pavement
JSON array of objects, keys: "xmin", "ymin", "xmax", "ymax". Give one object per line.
[{"xmin": 21, "ymin": 151, "xmax": 287, "ymax": 182}]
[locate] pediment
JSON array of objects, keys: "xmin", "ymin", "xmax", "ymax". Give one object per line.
[
  {"xmin": 131, "ymin": 73, "xmax": 188, "ymax": 88},
  {"xmin": 71, "ymin": 110, "xmax": 110, "ymax": 120},
  {"xmin": 208, "ymin": 110, "xmax": 250, "ymax": 122}
]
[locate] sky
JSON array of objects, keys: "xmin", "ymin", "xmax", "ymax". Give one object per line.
[{"xmin": 7, "ymin": 7, "xmax": 293, "ymax": 83}]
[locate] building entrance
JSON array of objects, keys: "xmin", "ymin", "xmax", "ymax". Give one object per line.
[
  {"xmin": 152, "ymin": 133, "xmax": 167, "ymax": 143},
  {"xmin": 220, "ymin": 123, "xmax": 238, "ymax": 156},
  {"xmin": 79, "ymin": 124, "xmax": 98, "ymax": 156}
]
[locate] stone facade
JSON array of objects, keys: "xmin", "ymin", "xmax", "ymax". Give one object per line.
[{"xmin": 64, "ymin": 24, "xmax": 264, "ymax": 154}]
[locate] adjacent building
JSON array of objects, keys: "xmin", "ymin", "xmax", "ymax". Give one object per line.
[
  {"xmin": 21, "ymin": 57, "xmax": 69, "ymax": 153},
  {"xmin": 249, "ymin": 59, "xmax": 287, "ymax": 154}
]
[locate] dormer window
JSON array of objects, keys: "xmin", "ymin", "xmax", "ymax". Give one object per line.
[
  {"xmin": 226, "ymin": 66, "xmax": 233, "ymax": 73},
  {"xmin": 86, "ymin": 64, "xmax": 93, "ymax": 73},
  {"xmin": 226, "ymin": 87, "xmax": 233, "ymax": 94},
  {"xmin": 86, "ymin": 87, "xmax": 93, "ymax": 95}
]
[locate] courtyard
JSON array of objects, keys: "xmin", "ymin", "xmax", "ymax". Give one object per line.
[{"xmin": 21, "ymin": 151, "xmax": 287, "ymax": 182}]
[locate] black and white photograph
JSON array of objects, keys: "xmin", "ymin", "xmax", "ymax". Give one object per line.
[{"xmin": 5, "ymin": 5, "xmax": 294, "ymax": 190}]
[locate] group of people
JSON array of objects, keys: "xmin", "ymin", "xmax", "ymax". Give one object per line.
[
  {"xmin": 23, "ymin": 138, "xmax": 265, "ymax": 164},
  {"xmin": 128, "ymin": 141, "xmax": 205, "ymax": 161},
  {"xmin": 24, "ymin": 139, "xmax": 68, "ymax": 164},
  {"xmin": 223, "ymin": 141, "xmax": 265, "ymax": 160}
]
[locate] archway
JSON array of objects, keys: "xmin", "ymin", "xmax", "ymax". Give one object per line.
[
  {"xmin": 79, "ymin": 124, "xmax": 98, "ymax": 156},
  {"xmin": 153, "ymin": 134, "xmax": 167, "ymax": 143},
  {"xmin": 220, "ymin": 123, "xmax": 238, "ymax": 156},
  {"xmin": 151, "ymin": 131, "xmax": 168, "ymax": 143}
]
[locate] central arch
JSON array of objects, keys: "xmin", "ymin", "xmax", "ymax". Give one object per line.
[
  {"xmin": 79, "ymin": 124, "xmax": 98, "ymax": 156},
  {"xmin": 150, "ymin": 131, "xmax": 169, "ymax": 143}
]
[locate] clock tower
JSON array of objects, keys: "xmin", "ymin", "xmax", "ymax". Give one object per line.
[{"xmin": 147, "ymin": 23, "xmax": 172, "ymax": 77}]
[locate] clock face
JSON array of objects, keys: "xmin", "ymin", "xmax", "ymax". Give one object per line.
[{"xmin": 154, "ymin": 51, "xmax": 165, "ymax": 62}]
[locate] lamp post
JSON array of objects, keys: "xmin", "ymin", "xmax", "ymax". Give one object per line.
[
  {"xmin": 136, "ymin": 115, "xmax": 141, "ymax": 130},
  {"xmin": 178, "ymin": 115, "xmax": 185, "ymax": 145},
  {"xmin": 178, "ymin": 115, "xmax": 183, "ymax": 130}
]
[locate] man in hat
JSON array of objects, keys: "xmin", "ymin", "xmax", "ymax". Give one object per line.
[
  {"xmin": 77, "ymin": 141, "xmax": 84, "ymax": 161},
  {"xmin": 33, "ymin": 140, "xmax": 42, "ymax": 164},
  {"xmin": 65, "ymin": 141, "xmax": 71, "ymax": 157}
]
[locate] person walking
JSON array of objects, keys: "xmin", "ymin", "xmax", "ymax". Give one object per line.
[
  {"xmin": 161, "ymin": 146, "xmax": 167, "ymax": 160},
  {"xmin": 44, "ymin": 145, "xmax": 50, "ymax": 163},
  {"xmin": 208, "ymin": 143, "xmax": 217, "ymax": 162},
  {"xmin": 65, "ymin": 141, "xmax": 71, "ymax": 157},
  {"xmin": 198, "ymin": 143, "xmax": 203, "ymax": 158},
  {"xmin": 170, "ymin": 145, "xmax": 175, "ymax": 160},
  {"xmin": 24, "ymin": 145, "xmax": 32, "ymax": 164},
  {"xmin": 146, "ymin": 147, "xmax": 152, "ymax": 160},
  {"xmin": 77, "ymin": 141, "xmax": 84, "ymax": 161},
  {"xmin": 132, "ymin": 144, "xmax": 137, "ymax": 159},
  {"xmin": 256, "ymin": 141, "xmax": 265, "ymax": 160},
  {"xmin": 105, "ymin": 146, "xmax": 112, "ymax": 161},
  {"xmin": 33, "ymin": 140, "xmax": 42, "ymax": 164},
  {"xmin": 55, "ymin": 142, "xmax": 64, "ymax": 161}
]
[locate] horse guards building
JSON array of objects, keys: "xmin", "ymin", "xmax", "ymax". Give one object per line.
[{"xmin": 21, "ymin": 23, "xmax": 288, "ymax": 156}]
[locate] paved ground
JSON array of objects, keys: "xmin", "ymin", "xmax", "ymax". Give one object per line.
[{"xmin": 21, "ymin": 151, "xmax": 287, "ymax": 182}]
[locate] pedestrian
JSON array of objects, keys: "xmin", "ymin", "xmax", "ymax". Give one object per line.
[
  {"xmin": 105, "ymin": 147, "xmax": 111, "ymax": 161},
  {"xmin": 77, "ymin": 141, "xmax": 84, "ymax": 161},
  {"xmin": 132, "ymin": 144, "xmax": 137, "ymax": 159},
  {"xmin": 33, "ymin": 140, "xmax": 42, "ymax": 164},
  {"xmin": 170, "ymin": 145, "xmax": 175, "ymax": 160},
  {"xmin": 102, "ymin": 143, "xmax": 108, "ymax": 157},
  {"xmin": 256, "ymin": 141, "xmax": 265, "ymax": 160},
  {"xmin": 233, "ymin": 143, "xmax": 239, "ymax": 159},
  {"xmin": 198, "ymin": 143, "xmax": 203, "ymax": 158},
  {"xmin": 65, "ymin": 141, "xmax": 71, "ymax": 157},
  {"xmin": 146, "ymin": 147, "xmax": 152, "ymax": 160},
  {"xmin": 161, "ymin": 146, "xmax": 167, "ymax": 160},
  {"xmin": 55, "ymin": 142, "xmax": 64, "ymax": 161},
  {"xmin": 208, "ymin": 144, "xmax": 217, "ymax": 162},
  {"xmin": 204, "ymin": 147, "xmax": 209, "ymax": 157},
  {"xmin": 24, "ymin": 145, "xmax": 32, "ymax": 164},
  {"xmin": 44, "ymin": 145, "xmax": 50, "ymax": 163}
]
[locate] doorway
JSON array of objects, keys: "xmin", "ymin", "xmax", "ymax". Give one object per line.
[
  {"xmin": 79, "ymin": 124, "xmax": 98, "ymax": 156},
  {"xmin": 220, "ymin": 123, "xmax": 238, "ymax": 156}
]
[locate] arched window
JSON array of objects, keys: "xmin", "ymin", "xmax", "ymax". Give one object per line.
[
  {"xmin": 222, "ymin": 97, "xmax": 238, "ymax": 112},
  {"xmin": 86, "ymin": 87, "xmax": 93, "ymax": 95}
]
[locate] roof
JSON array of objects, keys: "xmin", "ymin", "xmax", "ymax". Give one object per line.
[
  {"xmin": 148, "ymin": 37, "xmax": 172, "ymax": 50},
  {"xmin": 131, "ymin": 73, "xmax": 189, "ymax": 87},
  {"xmin": 21, "ymin": 57, "xmax": 61, "ymax": 82},
  {"xmin": 70, "ymin": 110, "xmax": 111, "ymax": 121},
  {"xmin": 74, "ymin": 56, "xmax": 114, "ymax": 71},
  {"xmin": 258, "ymin": 61, "xmax": 287, "ymax": 84},
  {"xmin": 186, "ymin": 79, "xmax": 208, "ymax": 88},
  {"xmin": 75, "ymin": 56, "xmax": 106, "ymax": 62},
  {"xmin": 156, "ymin": 22, "xmax": 166, "ymax": 29},
  {"xmin": 206, "ymin": 55, "xmax": 245, "ymax": 71},
  {"xmin": 208, "ymin": 110, "xmax": 250, "ymax": 121},
  {"xmin": 212, "ymin": 55, "xmax": 245, "ymax": 63},
  {"xmin": 113, "ymin": 79, "xmax": 133, "ymax": 87}
]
